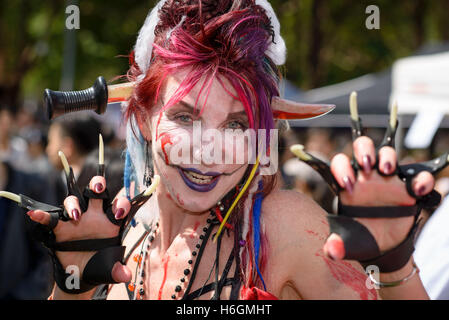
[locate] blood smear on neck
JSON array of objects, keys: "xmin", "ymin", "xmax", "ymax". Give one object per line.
[
  {"xmin": 158, "ymin": 256, "xmax": 170, "ymax": 300},
  {"xmin": 190, "ymin": 221, "xmax": 200, "ymax": 239}
]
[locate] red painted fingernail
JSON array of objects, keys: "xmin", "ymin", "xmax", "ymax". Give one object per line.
[
  {"xmin": 115, "ymin": 208, "xmax": 125, "ymax": 220},
  {"xmin": 417, "ymin": 186, "xmax": 426, "ymax": 196},
  {"xmin": 327, "ymin": 238, "xmax": 345, "ymax": 260},
  {"xmin": 72, "ymin": 209, "xmax": 80, "ymax": 221},
  {"xmin": 94, "ymin": 183, "xmax": 103, "ymax": 193},
  {"xmin": 362, "ymin": 155, "xmax": 372, "ymax": 174},
  {"xmin": 384, "ymin": 162, "xmax": 392, "ymax": 174},
  {"xmin": 342, "ymin": 176, "xmax": 353, "ymax": 194}
]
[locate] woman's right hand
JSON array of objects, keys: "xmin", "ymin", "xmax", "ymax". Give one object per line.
[{"xmin": 27, "ymin": 175, "xmax": 133, "ymax": 287}]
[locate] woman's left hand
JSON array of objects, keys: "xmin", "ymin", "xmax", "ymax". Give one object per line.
[
  {"xmin": 290, "ymin": 93, "xmax": 446, "ymax": 265},
  {"xmin": 325, "ymin": 135, "xmax": 434, "ymax": 260}
]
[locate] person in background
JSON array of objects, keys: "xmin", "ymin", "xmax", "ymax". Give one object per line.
[
  {"xmin": 0, "ymin": 106, "xmax": 28, "ymax": 170},
  {"xmin": 0, "ymin": 160, "xmax": 54, "ymax": 299},
  {"xmin": 20, "ymin": 127, "xmax": 52, "ymax": 177},
  {"xmin": 45, "ymin": 114, "xmax": 103, "ymax": 206},
  {"xmin": 282, "ymin": 128, "xmax": 337, "ymax": 213}
]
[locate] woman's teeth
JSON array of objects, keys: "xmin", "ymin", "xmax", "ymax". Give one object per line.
[{"xmin": 183, "ymin": 169, "xmax": 214, "ymax": 185}]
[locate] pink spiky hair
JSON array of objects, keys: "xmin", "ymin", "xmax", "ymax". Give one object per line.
[{"xmin": 134, "ymin": 0, "xmax": 286, "ymax": 78}]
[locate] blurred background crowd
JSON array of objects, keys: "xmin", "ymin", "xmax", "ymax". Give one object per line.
[{"xmin": 1, "ymin": 0, "xmax": 449, "ymax": 300}]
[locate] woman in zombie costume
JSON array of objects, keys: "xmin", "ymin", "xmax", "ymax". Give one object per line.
[{"xmin": 7, "ymin": 0, "xmax": 446, "ymax": 300}]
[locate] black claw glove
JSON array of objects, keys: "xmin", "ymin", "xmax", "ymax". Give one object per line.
[
  {"xmin": 291, "ymin": 111, "xmax": 446, "ymax": 272},
  {"xmin": 25, "ymin": 161, "xmax": 155, "ymax": 294}
]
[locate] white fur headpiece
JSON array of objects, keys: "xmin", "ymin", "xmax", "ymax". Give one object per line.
[{"xmin": 133, "ymin": 0, "xmax": 286, "ymax": 77}]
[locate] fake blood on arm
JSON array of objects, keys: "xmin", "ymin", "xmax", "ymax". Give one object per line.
[{"xmin": 316, "ymin": 250, "xmax": 378, "ymax": 300}]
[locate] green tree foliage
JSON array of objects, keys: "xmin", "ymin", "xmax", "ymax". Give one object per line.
[
  {"xmin": 1, "ymin": 0, "xmax": 449, "ymax": 109},
  {"xmin": 271, "ymin": 0, "xmax": 449, "ymax": 88}
]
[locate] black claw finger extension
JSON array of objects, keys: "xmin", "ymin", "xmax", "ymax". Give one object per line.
[
  {"xmin": 19, "ymin": 194, "xmax": 62, "ymax": 214},
  {"xmin": 399, "ymin": 152, "xmax": 449, "ymax": 180},
  {"xmin": 97, "ymin": 164, "xmax": 105, "ymax": 177},
  {"xmin": 19, "ymin": 194, "xmax": 67, "ymax": 230},
  {"xmin": 379, "ymin": 101, "xmax": 399, "ymax": 149},
  {"xmin": 374, "ymin": 119, "xmax": 399, "ymax": 177},
  {"xmin": 298, "ymin": 152, "xmax": 342, "ymax": 195},
  {"xmin": 126, "ymin": 192, "xmax": 152, "ymax": 225},
  {"xmin": 65, "ymin": 168, "xmax": 88, "ymax": 212},
  {"xmin": 379, "ymin": 119, "xmax": 399, "ymax": 149},
  {"xmin": 350, "ymin": 117, "xmax": 364, "ymax": 141},
  {"xmin": 120, "ymin": 191, "xmax": 155, "ymax": 242},
  {"xmin": 398, "ymin": 152, "xmax": 449, "ymax": 200}
]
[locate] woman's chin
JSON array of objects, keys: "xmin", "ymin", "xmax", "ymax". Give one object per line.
[
  {"xmin": 176, "ymin": 200, "xmax": 218, "ymax": 214},
  {"xmin": 170, "ymin": 186, "xmax": 223, "ymax": 213}
]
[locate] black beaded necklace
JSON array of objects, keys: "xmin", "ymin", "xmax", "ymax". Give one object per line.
[
  {"xmin": 129, "ymin": 203, "xmax": 226, "ymax": 300},
  {"xmin": 127, "ymin": 168, "xmax": 250, "ymax": 301}
]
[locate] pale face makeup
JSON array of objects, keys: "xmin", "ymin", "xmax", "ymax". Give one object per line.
[{"xmin": 144, "ymin": 71, "xmax": 254, "ymax": 213}]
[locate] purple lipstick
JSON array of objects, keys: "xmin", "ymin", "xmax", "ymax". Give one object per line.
[{"xmin": 177, "ymin": 167, "xmax": 221, "ymax": 192}]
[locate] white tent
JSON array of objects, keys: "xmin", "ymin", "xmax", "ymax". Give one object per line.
[
  {"xmin": 392, "ymin": 50, "xmax": 449, "ymax": 114},
  {"xmin": 391, "ymin": 50, "xmax": 449, "ymax": 148}
]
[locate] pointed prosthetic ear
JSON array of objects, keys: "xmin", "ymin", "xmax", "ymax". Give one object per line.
[{"xmin": 271, "ymin": 96, "xmax": 335, "ymax": 120}]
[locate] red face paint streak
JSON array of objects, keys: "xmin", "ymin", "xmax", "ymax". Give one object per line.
[
  {"xmin": 176, "ymin": 193, "xmax": 185, "ymax": 206},
  {"xmin": 190, "ymin": 221, "xmax": 200, "ymax": 239},
  {"xmin": 159, "ymin": 132, "xmax": 173, "ymax": 165},
  {"xmin": 158, "ymin": 256, "xmax": 170, "ymax": 300},
  {"xmin": 166, "ymin": 193, "xmax": 172, "ymax": 200},
  {"xmin": 155, "ymin": 112, "xmax": 163, "ymax": 141},
  {"xmin": 315, "ymin": 250, "xmax": 378, "ymax": 300}
]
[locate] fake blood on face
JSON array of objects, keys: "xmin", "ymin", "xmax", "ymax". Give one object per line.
[
  {"xmin": 159, "ymin": 132, "xmax": 173, "ymax": 165},
  {"xmin": 155, "ymin": 112, "xmax": 163, "ymax": 141},
  {"xmin": 176, "ymin": 193, "xmax": 185, "ymax": 205},
  {"xmin": 316, "ymin": 251, "xmax": 378, "ymax": 300}
]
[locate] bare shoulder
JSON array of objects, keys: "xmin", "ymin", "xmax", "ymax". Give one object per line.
[
  {"xmin": 260, "ymin": 189, "xmax": 331, "ymax": 266},
  {"xmin": 261, "ymin": 189, "xmax": 379, "ymax": 300},
  {"xmin": 261, "ymin": 189, "xmax": 330, "ymax": 242}
]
